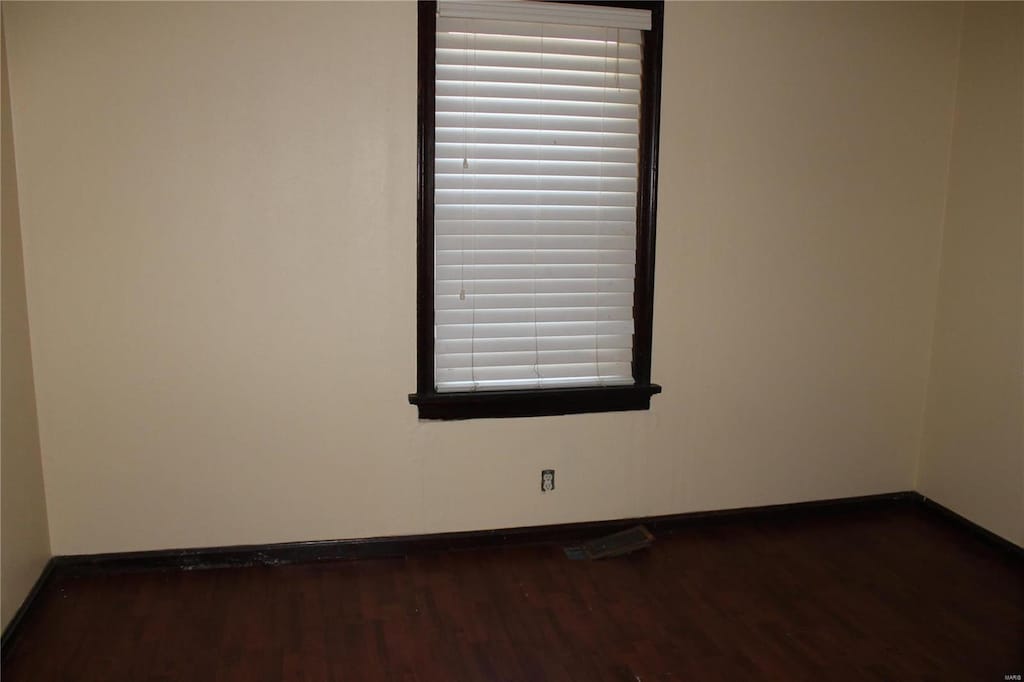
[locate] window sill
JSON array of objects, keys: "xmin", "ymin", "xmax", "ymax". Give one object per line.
[{"xmin": 408, "ymin": 384, "xmax": 662, "ymax": 420}]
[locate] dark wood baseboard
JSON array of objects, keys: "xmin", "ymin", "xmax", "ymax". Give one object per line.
[
  {"xmin": 1, "ymin": 558, "xmax": 56, "ymax": 662},
  {"xmin": 4, "ymin": 489, "xmax": 1018, "ymax": 662},
  {"xmin": 916, "ymin": 494, "xmax": 1023, "ymax": 559},
  {"xmin": 54, "ymin": 491, "xmax": 918, "ymax": 576}
]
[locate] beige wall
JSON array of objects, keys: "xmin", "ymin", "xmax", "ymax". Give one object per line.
[
  {"xmin": 1, "ymin": 16, "xmax": 51, "ymax": 628},
  {"xmin": 3, "ymin": 2, "xmax": 962, "ymax": 555},
  {"xmin": 919, "ymin": 3, "xmax": 1024, "ymax": 547}
]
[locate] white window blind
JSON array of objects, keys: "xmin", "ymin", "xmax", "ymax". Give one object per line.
[{"xmin": 434, "ymin": 1, "xmax": 650, "ymax": 393}]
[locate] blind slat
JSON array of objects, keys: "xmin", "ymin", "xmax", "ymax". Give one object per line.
[
  {"xmin": 437, "ymin": 363, "xmax": 635, "ymax": 384},
  {"xmin": 436, "ymin": 249, "xmax": 636, "ymax": 266},
  {"xmin": 436, "ymin": 80, "xmax": 640, "ymax": 104},
  {"xmin": 437, "ymin": 308, "xmax": 633, "ymax": 326},
  {"xmin": 436, "ymin": 174, "xmax": 636, "ymax": 192},
  {"xmin": 435, "ymin": 204, "xmax": 636, "ymax": 221},
  {"xmin": 436, "ymin": 189, "xmax": 637, "ymax": 207},
  {"xmin": 436, "ymin": 278, "xmax": 634, "ymax": 295},
  {"xmin": 436, "ymin": 235, "xmax": 635, "ymax": 250},
  {"xmin": 436, "ymin": 142, "xmax": 637, "ymax": 163},
  {"xmin": 437, "ymin": 64, "xmax": 641, "ymax": 90},
  {"xmin": 436, "ymin": 263, "xmax": 635, "ymax": 280},
  {"xmin": 436, "ymin": 348, "xmax": 632, "ymax": 370},
  {"xmin": 439, "ymin": 376, "xmax": 635, "ymax": 391},
  {"xmin": 436, "ymin": 111, "xmax": 639, "ymax": 134},
  {"xmin": 436, "ymin": 128, "xmax": 638, "ymax": 149},
  {"xmin": 437, "ymin": 334, "xmax": 633, "ymax": 354},
  {"xmin": 437, "ymin": 13, "xmax": 649, "ymax": 36},
  {"xmin": 432, "ymin": 288, "xmax": 630, "ymax": 307},
  {"xmin": 437, "ymin": 320, "xmax": 634, "ymax": 340},
  {"xmin": 437, "ymin": 219, "xmax": 636, "ymax": 235},
  {"xmin": 436, "ymin": 97, "xmax": 638, "ymax": 121},
  {"xmin": 436, "ymin": 48, "xmax": 642, "ymax": 75},
  {"xmin": 437, "ymin": 31, "xmax": 642, "ymax": 60}
]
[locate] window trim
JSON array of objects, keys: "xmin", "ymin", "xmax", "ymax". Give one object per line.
[{"xmin": 409, "ymin": 0, "xmax": 664, "ymax": 420}]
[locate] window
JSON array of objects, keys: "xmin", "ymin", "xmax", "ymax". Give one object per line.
[{"xmin": 410, "ymin": 0, "xmax": 663, "ymax": 420}]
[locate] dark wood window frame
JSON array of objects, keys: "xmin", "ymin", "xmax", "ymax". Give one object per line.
[{"xmin": 409, "ymin": 0, "xmax": 664, "ymax": 420}]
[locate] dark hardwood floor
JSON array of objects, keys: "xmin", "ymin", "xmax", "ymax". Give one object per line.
[{"xmin": 3, "ymin": 502, "xmax": 1022, "ymax": 681}]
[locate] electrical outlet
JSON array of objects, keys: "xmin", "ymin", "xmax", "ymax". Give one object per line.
[{"xmin": 541, "ymin": 469, "xmax": 555, "ymax": 492}]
